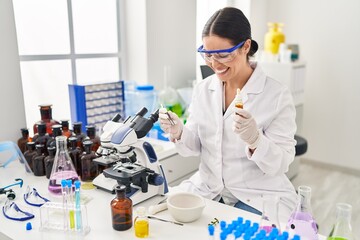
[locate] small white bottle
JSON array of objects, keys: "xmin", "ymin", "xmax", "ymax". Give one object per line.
[{"xmin": 234, "ymin": 88, "xmax": 243, "ymax": 109}]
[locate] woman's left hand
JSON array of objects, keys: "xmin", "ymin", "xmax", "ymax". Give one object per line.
[{"xmin": 232, "ymin": 107, "xmax": 261, "ymax": 150}]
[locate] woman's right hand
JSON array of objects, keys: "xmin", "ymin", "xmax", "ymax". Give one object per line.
[{"xmin": 159, "ymin": 108, "xmax": 183, "ymax": 142}]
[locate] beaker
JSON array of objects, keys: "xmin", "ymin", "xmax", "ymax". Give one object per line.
[
  {"xmin": 328, "ymin": 203, "xmax": 354, "ymax": 240},
  {"xmin": 286, "ymin": 185, "xmax": 318, "ymax": 239},
  {"xmin": 48, "ymin": 136, "xmax": 79, "ymax": 195},
  {"xmin": 260, "ymin": 195, "xmax": 281, "ymax": 233}
]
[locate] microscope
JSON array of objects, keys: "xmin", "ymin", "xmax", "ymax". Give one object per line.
[{"xmin": 93, "ymin": 107, "xmax": 168, "ymax": 205}]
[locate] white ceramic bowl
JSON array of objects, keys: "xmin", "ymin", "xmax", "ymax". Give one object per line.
[{"xmin": 166, "ymin": 192, "xmax": 206, "ymax": 223}]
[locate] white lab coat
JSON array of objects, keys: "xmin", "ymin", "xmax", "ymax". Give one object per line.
[{"xmin": 173, "ymin": 62, "xmax": 298, "ymax": 221}]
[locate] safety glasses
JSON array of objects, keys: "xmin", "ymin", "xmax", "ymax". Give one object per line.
[
  {"xmin": 197, "ymin": 40, "xmax": 245, "ymax": 63},
  {"xmin": 23, "ymin": 186, "xmax": 50, "ymax": 207},
  {"xmin": 2, "ymin": 199, "xmax": 34, "ymax": 221}
]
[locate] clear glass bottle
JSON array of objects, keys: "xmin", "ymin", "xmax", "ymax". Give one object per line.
[
  {"xmin": 328, "ymin": 203, "xmax": 354, "ymax": 240},
  {"xmin": 286, "ymin": 185, "xmax": 318, "ymax": 239},
  {"xmin": 234, "ymin": 88, "xmax": 243, "ymax": 109},
  {"xmin": 80, "ymin": 140, "xmax": 98, "ymax": 182},
  {"xmin": 24, "ymin": 142, "xmax": 37, "ymax": 171},
  {"xmin": 60, "ymin": 120, "xmax": 72, "ymax": 138},
  {"xmin": 134, "ymin": 206, "xmax": 149, "ymax": 238},
  {"xmin": 44, "ymin": 146, "xmax": 56, "ymax": 179},
  {"xmin": 260, "ymin": 195, "xmax": 281, "ymax": 233},
  {"xmin": 33, "ymin": 104, "xmax": 60, "ymax": 135},
  {"xmin": 68, "ymin": 136, "xmax": 82, "ymax": 178},
  {"xmin": 85, "ymin": 125, "xmax": 100, "ymax": 152},
  {"xmin": 33, "ymin": 144, "xmax": 46, "ymax": 176},
  {"xmin": 48, "ymin": 136, "xmax": 79, "ymax": 195},
  {"xmin": 111, "ymin": 185, "xmax": 133, "ymax": 231},
  {"xmin": 17, "ymin": 128, "xmax": 30, "ymax": 153}
]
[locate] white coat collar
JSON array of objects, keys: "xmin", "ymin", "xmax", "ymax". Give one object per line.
[{"xmin": 207, "ymin": 61, "xmax": 267, "ymax": 103}]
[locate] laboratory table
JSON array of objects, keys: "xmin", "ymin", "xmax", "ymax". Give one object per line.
[{"xmin": 0, "ymin": 157, "xmax": 326, "ymax": 240}]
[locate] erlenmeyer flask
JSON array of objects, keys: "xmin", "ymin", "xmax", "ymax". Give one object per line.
[
  {"xmin": 48, "ymin": 136, "xmax": 79, "ymax": 195},
  {"xmin": 260, "ymin": 195, "xmax": 281, "ymax": 233},
  {"xmin": 286, "ymin": 185, "xmax": 318, "ymax": 239},
  {"xmin": 328, "ymin": 203, "xmax": 354, "ymax": 240}
]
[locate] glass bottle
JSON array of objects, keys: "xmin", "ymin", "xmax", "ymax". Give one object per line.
[
  {"xmin": 328, "ymin": 203, "xmax": 354, "ymax": 240},
  {"xmin": 24, "ymin": 142, "xmax": 37, "ymax": 171},
  {"xmin": 234, "ymin": 88, "xmax": 243, "ymax": 109},
  {"xmin": 111, "ymin": 185, "xmax": 133, "ymax": 231},
  {"xmin": 134, "ymin": 206, "xmax": 149, "ymax": 238},
  {"xmin": 68, "ymin": 136, "xmax": 82, "ymax": 177},
  {"xmin": 47, "ymin": 124, "xmax": 62, "ymax": 148},
  {"xmin": 61, "ymin": 120, "xmax": 72, "ymax": 138},
  {"xmin": 33, "ymin": 123, "xmax": 51, "ymax": 147},
  {"xmin": 17, "ymin": 128, "xmax": 30, "ymax": 153},
  {"xmin": 80, "ymin": 140, "xmax": 99, "ymax": 182},
  {"xmin": 48, "ymin": 136, "xmax": 79, "ymax": 195},
  {"xmin": 260, "ymin": 195, "xmax": 281, "ymax": 233},
  {"xmin": 286, "ymin": 185, "xmax": 318, "ymax": 239},
  {"xmin": 33, "ymin": 104, "xmax": 60, "ymax": 135},
  {"xmin": 44, "ymin": 146, "xmax": 56, "ymax": 179},
  {"xmin": 32, "ymin": 144, "xmax": 46, "ymax": 176},
  {"xmin": 72, "ymin": 122, "xmax": 86, "ymax": 150},
  {"xmin": 85, "ymin": 125, "xmax": 100, "ymax": 152}
]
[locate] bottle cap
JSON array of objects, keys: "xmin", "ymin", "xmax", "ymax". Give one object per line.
[
  {"xmin": 61, "ymin": 179, "xmax": 67, "ymax": 187},
  {"xmin": 115, "ymin": 184, "xmax": 127, "ymax": 193},
  {"xmin": 26, "ymin": 222, "xmax": 32, "ymax": 230},
  {"xmin": 208, "ymin": 224, "xmax": 215, "ymax": 236},
  {"xmin": 136, "ymin": 206, "xmax": 146, "ymax": 216},
  {"xmin": 74, "ymin": 180, "xmax": 81, "ymax": 189}
]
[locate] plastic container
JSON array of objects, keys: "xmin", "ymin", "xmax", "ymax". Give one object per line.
[
  {"xmin": 264, "ymin": 22, "xmax": 285, "ymax": 55},
  {"xmin": 126, "ymin": 85, "xmax": 157, "ymax": 118}
]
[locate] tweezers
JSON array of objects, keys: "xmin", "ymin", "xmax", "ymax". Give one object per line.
[
  {"xmin": 165, "ymin": 112, "xmax": 176, "ymax": 126},
  {"xmin": 147, "ymin": 215, "xmax": 183, "ymax": 226}
]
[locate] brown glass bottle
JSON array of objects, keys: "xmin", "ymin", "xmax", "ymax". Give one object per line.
[
  {"xmin": 80, "ymin": 141, "xmax": 99, "ymax": 182},
  {"xmin": 61, "ymin": 120, "xmax": 72, "ymax": 138},
  {"xmin": 33, "ymin": 123, "xmax": 51, "ymax": 147},
  {"xmin": 73, "ymin": 122, "xmax": 87, "ymax": 150},
  {"xmin": 24, "ymin": 142, "xmax": 37, "ymax": 171},
  {"xmin": 68, "ymin": 137, "xmax": 82, "ymax": 177},
  {"xmin": 47, "ymin": 125, "xmax": 62, "ymax": 148},
  {"xmin": 85, "ymin": 125, "xmax": 100, "ymax": 152},
  {"xmin": 33, "ymin": 104, "xmax": 60, "ymax": 135},
  {"xmin": 33, "ymin": 144, "xmax": 46, "ymax": 176},
  {"xmin": 111, "ymin": 185, "xmax": 133, "ymax": 231},
  {"xmin": 44, "ymin": 146, "xmax": 56, "ymax": 179},
  {"xmin": 17, "ymin": 128, "xmax": 30, "ymax": 153}
]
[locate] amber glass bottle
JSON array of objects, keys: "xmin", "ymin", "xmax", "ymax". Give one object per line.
[
  {"xmin": 33, "ymin": 123, "xmax": 51, "ymax": 146},
  {"xmin": 80, "ymin": 141, "xmax": 99, "ymax": 182},
  {"xmin": 68, "ymin": 136, "xmax": 82, "ymax": 177},
  {"xmin": 111, "ymin": 185, "xmax": 133, "ymax": 231},
  {"xmin": 33, "ymin": 104, "xmax": 60, "ymax": 135},
  {"xmin": 72, "ymin": 122, "xmax": 87, "ymax": 150},
  {"xmin": 85, "ymin": 125, "xmax": 100, "ymax": 152},
  {"xmin": 24, "ymin": 142, "xmax": 37, "ymax": 171},
  {"xmin": 44, "ymin": 146, "xmax": 56, "ymax": 179},
  {"xmin": 17, "ymin": 128, "xmax": 30, "ymax": 153},
  {"xmin": 61, "ymin": 120, "xmax": 72, "ymax": 138},
  {"xmin": 47, "ymin": 124, "xmax": 62, "ymax": 148},
  {"xmin": 33, "ymin": 144, "xmax": 46, "ymax": 176}
]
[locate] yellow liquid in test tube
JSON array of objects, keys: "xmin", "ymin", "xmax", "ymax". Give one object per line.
[{"xmin": 234, "ymin": 88, "xmax": 243, "ymax": 109}]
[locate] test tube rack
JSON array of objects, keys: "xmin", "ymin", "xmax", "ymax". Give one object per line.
[{"xmin": 39, "ymin": 202, "xmax": 90, "ymax": 235}]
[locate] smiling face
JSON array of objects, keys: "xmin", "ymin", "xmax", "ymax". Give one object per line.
[{"xmin": 203, "ymin": 35, "xmax": 251, "ymax": 83}]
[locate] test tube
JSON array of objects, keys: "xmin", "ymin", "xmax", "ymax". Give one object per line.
[
  {"xmin": 67, "ymin": 179, "xmax": 75, "ymax": 230},
  {"xmin": 74, "ymin": 180, "xmax": 82, "ymax": 231},
  {"xmin": 61, "ymin": 179, "xmax": 68, "ymax": 230}
]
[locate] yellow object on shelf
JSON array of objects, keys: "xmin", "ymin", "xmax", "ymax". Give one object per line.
[{"xmin": 264, "ymin": 22, "xmax": 285, "ymax": 54}]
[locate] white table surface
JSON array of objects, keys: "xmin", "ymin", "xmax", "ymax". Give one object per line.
[{"xmin": 0, "ymin": 155, "xmax": 326, "ymax": 240}]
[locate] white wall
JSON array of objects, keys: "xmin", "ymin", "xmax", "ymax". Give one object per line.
[
  {"xmin": 251, "ymin": 0, "xmax": 360, "ymax": 171},
  {"xmin": 125, "ymin": 0, "xmax": 197, "ymax": 90},
  {"xmin": 0, "ymin": 0, "xmax": 26, "ymax": 142}
]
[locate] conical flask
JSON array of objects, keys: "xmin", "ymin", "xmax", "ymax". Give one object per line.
[
  {"xmin": 328, "ymin": 203, "xmax": 354, "ymax": 240},
  {"xmin": 260, "ymin": 195, "xmax": 281, "ymax": 233},
  {"xmin": 48, "ymin": 136, "xmax": 79, "ymax": 195},
  {"xmin": 286, "ymin": 185, "xmax": 318, "ymax": 239}
]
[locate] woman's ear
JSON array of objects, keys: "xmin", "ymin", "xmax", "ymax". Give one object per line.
[{"xmin": 243, "ymin": 39, "xmax": 252, "ymax": 54}]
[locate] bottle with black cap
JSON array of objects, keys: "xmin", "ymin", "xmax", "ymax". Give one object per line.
[
  {"xmin": 32, "ymin": 144, "xmax": 46, "ymax": 176},
  {"xmin": 47, "ymin": 124, "xmax": 63, "ymax": 148},
  {"xmin": 85, "ymin": 125, "xmax": 100, "ymax": 152},
  {"xmin": 17, "ymin": 128, "xmax": 31, "ymax": 154},
  {"xmin": 60, "ymin": 120, "xmax": 72, "ymax": 138},
  {"xmin": 24, "ymin": 142, "xmax": 37, "ymax": 171},
  {"xmin": 72, "ymin": 122, "xmax": 87, "ymax": 150},
  {"xmin": 44, "ymin": 146, "xmax": 56, "ymax": 179},
  {"xmin": 68, "ymin": 136, "xmax": 82, "ymax": 177},
  {"xmin": 33, "ymin": 123, "xmax": 51, "ymax": 146},
  {"xmin": 111, "ymin": 185, "xmax": 133, "ymax": 231},
  {"xmin": 80, "ymin": 140, "xmax": 98, "ymax": 182}
]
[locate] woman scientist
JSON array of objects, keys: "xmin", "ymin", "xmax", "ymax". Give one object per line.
[{"xmin": 159, "ymin": 7, "xmax": 297, "ymax": 220}]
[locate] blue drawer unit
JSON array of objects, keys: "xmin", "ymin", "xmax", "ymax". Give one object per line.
[{"xmin": 68, "ymin": 81, "xmax": 125, "ymax": 132}]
